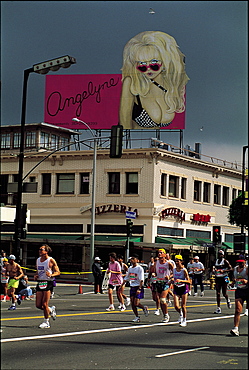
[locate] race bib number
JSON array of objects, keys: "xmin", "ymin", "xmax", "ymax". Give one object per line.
[
  {"xmin": 38, "ymin": 281, "xmax": 48, "ymax": 289},
  {"xmin": 130, "ymin": 273, "xmax": 136, "ymax": 281}
]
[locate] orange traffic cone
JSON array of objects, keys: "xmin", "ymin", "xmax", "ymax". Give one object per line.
[{"xmin": 78, "ymin": 284, "xmax": 83, "ymax": 294}]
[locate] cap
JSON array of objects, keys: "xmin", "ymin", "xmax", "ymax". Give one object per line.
[
  {"xmin": 194, "ymin": 256, "xmax": 199, "ymax": 260},
  {"xmin": 94, "ymin": 257, "xmax": 101, "ymax": 261},
  {"xmin": 8, "ymin": 254, "xmax": 16, "ymax": 260},
  {"xmin": 3, "ymin": 258, "xmax": 8, "ymax": 262},
  {"xmin": 218, "ymin": 250, "xmax": 224, "ymax": 255},
  {"xmin": 175, "ymin": 254, "xmax": 183, "ymax": 260},
  {"xmin": 158, "ymin": 248, "xmax": 166, "ymax": 254},
  {"xmin": 236, "ymin": 254, "xmax": 246, "ymax": 263}
]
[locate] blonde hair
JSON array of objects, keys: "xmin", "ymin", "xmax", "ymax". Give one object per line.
[{"xmin": 121, "ymin": 31, "xmax": 189, "ymax": 113}]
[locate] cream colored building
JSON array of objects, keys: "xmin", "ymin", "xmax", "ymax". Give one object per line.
[{"xmin": 1, "ymin": 124, "xmax": 243, "ymax": 274}]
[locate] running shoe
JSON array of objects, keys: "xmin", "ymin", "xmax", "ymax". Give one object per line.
[
  {"xmin": 188, "ymin": 291, "xmax": 192, "ymax": 296},
  {"xmin": 200, "ymin": 291, "xmax": 204, "ymax": 297},
  {"xmin": 162, "ymin": 313, "xmax": 170, "ymax": 323},
  {"xmin": 178, "ymin": 310, "xmax": 183, "ymax": 323},
  {"xmin": 50, "ymin": 306, "xmax": 56, "ymax": 320},
  {"xmin": 106, "ymin": 305, "xmax": 115, "ymax": 311},
  {"xmin": 167, "ymin": 300, "xmax": 172, "ymax": 306},
  {"xmin": 120, "ymin": 305, "xmax": 126, "ymax": 312},
  {"xmin": 154, "ymin": 309, "xmax": 160, "ymax": 316},
  {"xmin": 143, "ymin": 306, "xmax": 149, "ymax": 317},
  {"xmin": 8, "ymin": 305, "xmax": 16, "ymax": 310},
  {"xmin": 39, "ymin": 321, "xmax": 50, "ymax": 329},
  {"xmin": 180, "ymin": 319, "xmax": 187, "ymax": 327},
  {"xmin": 230, "ymin": 327, "xmax": 239, "ymax": 336},
  {"xmin": 132, "ymin": 316, "xmax": 140, "ymax": 323},
  {"xmin": 126, "ymin": 297, "xmax": 131, "ymax": 306},
  {"xmin": 227, "ymin": 299, "xmax": 232, "ymax": 309},
  {"xmin": 214, "ymin": 307, "xmax": 221, "ymax": 314},
  {"xmin": 193, "ymin": 293, "xmax": 198, "ymax": 296},
  {"xmin": 118, "ymin": 304, "xmax": 122, "ymax": 309},
  {"xmin": 244, "ymin": 309, "xmax": 248, "ymax": 316}
]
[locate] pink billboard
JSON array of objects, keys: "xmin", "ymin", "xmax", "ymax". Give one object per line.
[{"xmin": 44, "ymin": 74, "xmax": 185, "ymax": 130}]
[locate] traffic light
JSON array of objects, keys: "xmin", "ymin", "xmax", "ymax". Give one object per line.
[
  {"xmin": 233, "ymin": 233, "xmax": 246, "ymax": 253},
  {"xmin": 126, "ymin": 219, "xmax": 133, "ymax": 237},
  {"xmin": 20, "ymin": 203, "xmax": 27, "ymax": 239},
  {"xmin": 110, "ymin": 124, "xmax": 123, "ymax": 158},
  {"xmin": 212, "ymin": 226, "xmax": 221, "ymax": 244}
]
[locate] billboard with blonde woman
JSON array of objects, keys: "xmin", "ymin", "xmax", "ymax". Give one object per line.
[{"xmin": 44, "ymin": 31, "xmax": 188, "ymax": 130}]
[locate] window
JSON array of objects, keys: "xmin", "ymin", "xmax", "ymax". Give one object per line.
[
  {"xmin": 186, "ymin": 229, "xmax": 211, "ymax": 239},
  {"xmin": 80, "ymin": 173, "xmax": 90, "ymax": 194},
  {"xmin": 51, "ymin": 135, "xmax": 60, "ymax": 150},
  {"xmin": 40, "ymin": 132, "xmax": 50, "ymax": 149},
  {"xmin": 232, "ymin": 188, "xmax": 237, "ymax": 200},
  {"xmin": 56, "ymin": 173, "xmax": 75, "ymax": 194},
  {"xmin": 26, "ymin": 132, "xmax": 36, "ymax": 148},
  {"xmin": 194, "ymin": 180, "xmax": 201, "ymax": 201},
  {"xmin": 181, "ymin": 178, "xmax": 187, "ymax": 199},
  {"xmin": 1, "ymin": 133, "xmax": 10, "ymax": 149},
  {"xmin": 29, "ymin": 176, "xmax": 36, "ymax": 182},
  {"xmin": 13, "ymin": 133, "xmax": 21, "ymax": 148},
  {"xmin": 169, "ymin": 175, "xmax": 179, "ymax": 197},
  {"xmin": 61, "ymin": 137, "xmax": 69, "ymax": 151},
  {"xmin": 214, "ymin": 184, "xmax": 221, "ymax": 204},
  {"xmin": 161, "ymin": 173, "xmax": 167, "ymax": 196},
  {"xmin": 42, "ymin": 173, "xmax": 51, "ymax": 195},
  {"xmin": 203, "ymin": 182, "xmax": 211, "ymax": 203},
  {"xmin": 126, "ymin": 172, "xmax": 138, "ymax": 194},
  {"xmin": 157, "ymin": 226, "xmax": 184, "ymax": 237},
  {"xmin": 108, "ymin": 172, "xmax": 120, "ymax": 194},
  {"xmin": 223, "ymin": 186, "xmax": 229, "ymax": 206}
]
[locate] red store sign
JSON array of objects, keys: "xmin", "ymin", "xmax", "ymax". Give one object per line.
[{"xmin": 192, "ymin": 213, "xmax": 211, "ymax": 223}]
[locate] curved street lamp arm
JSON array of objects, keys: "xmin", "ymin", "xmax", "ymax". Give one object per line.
[{"xmin": 22, "ymin": 136, "xmax": 110, "ymax": 181}]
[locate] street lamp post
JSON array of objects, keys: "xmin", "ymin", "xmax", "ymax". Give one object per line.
[
  {"xmin": 14, "ymin": 56, "xmax": 76, "ymax": 263},
  {"xmin": 72, "ymin": 118, "xmax": 97, "ymax": 269}
]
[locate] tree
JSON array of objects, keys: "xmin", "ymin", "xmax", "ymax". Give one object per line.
[{"xmin": 228, "ymin": 193, "xmax": 248, "ymax": 229}]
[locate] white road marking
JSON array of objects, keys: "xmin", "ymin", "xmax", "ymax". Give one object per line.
[
  {"xmin": 155, "ymin": 346, "xmax": 210, "ymax": 358},
  {"xmin": 1, "ymin": 315, "xmax": 234, "ymax": 343}
]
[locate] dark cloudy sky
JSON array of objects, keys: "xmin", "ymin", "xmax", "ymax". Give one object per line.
[{"xmin": 1, "ymin": 1, "xmax": 247, "ymax": 165}]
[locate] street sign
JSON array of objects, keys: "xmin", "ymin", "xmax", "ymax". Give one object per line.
[{"xmin": 126, "ymin": 211, "xmax": 136, "ymax": 219}]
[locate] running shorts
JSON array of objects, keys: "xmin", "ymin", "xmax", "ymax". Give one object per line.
[
  {"xmin": 130, "ymin": 286, "xmax": 144, "ymax": 299},
  {"xmin": 36, "ymin": 280, "xmax": 54, "ymax": 292},
  {"xmin": 235, "ymin": 288, "xmax": 248, "ymax": 303},
  {"xmin": 7, "ymin": 278, "xmax": 19, "ymax": 289}
]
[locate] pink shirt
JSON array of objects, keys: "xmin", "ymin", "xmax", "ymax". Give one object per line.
[{"xmin": 108, "ymin": 261, "xmax": 123, "ymax": 286}]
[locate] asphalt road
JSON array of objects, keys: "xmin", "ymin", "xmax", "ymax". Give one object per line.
[{"xmin": 1, "ymin": 284, "xmax": 248, "ymax": 370}]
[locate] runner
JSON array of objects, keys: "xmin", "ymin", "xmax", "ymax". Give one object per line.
[
  {"xmin": 106, "ymin": 252, "xmax": 124, "ymax": 311},
  {"xmin": 148, "ymin": 261, "xmax": 160, "ymax": 315},
  {"xmin": 121, "ymin": 253, "xmax": 149, "ymax": 323},
  {"xmin": 1, "ymin": 258, "xmax": 9, "ymax": 302},
  {"xmin": 213, "ymin": 250, "xmax": 232, "ymax": 313},
  {"xmin": 192, "ymin": 256, "xmax": 205, "ymax": 296},
  {"xmin": 165, "ymin": 252, "xmax": 175, "ymax": 305},
  {"xmin": 117, "ymin": 255, "xmax": 130, "ymax": 308},
  {"xmin": 172, "ymin": 255, "xmax": 191, "ymax": 327},
  {"xmin": 230, "ymin": 255, "xmax": 248, "ymax": 336},
  {"xmin": 34, "ymin": 244, "xmax": 60, "ymax": 328},
  {"xmin": 153, "ymin": 248, "xmax": 174, "ymax": 323},
  {"xmin": 187, "ymin": 257, "xmax": 195, "ymax": 295},
  {"xmin": 6, "ymin": 255, "xmax": 24, "ymax": 310}
]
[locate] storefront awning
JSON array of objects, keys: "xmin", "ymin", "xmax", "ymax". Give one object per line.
[
  {"xmin": 155, "ymin": 236, "xmax": 213, "ymax": 247},
  {"xmin": 84, "ymin": 235, "xmax": 143, "ymax": 242}
]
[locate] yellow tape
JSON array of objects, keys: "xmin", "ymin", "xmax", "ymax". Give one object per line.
[{"xmin": 21, "ymin": 266, "xmax": 107, "ymax": 275}]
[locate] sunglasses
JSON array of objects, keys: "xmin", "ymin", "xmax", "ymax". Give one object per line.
[{"xmin": 136, "ymin": 60, "xmax": 162, "ymax": 73}]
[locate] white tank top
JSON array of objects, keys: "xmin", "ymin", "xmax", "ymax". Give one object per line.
[
  {"xmin": 37, "ymin": 257, "xmax": 53, "ymax": 281},
  {"xmin": 156, "ymin": 260, "xmax": 171, "ymax": 281}
]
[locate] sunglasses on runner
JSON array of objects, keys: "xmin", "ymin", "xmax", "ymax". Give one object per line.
[{"xmin": 136, "ymin": 60, "xmax": 162, "ymax": 73}]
